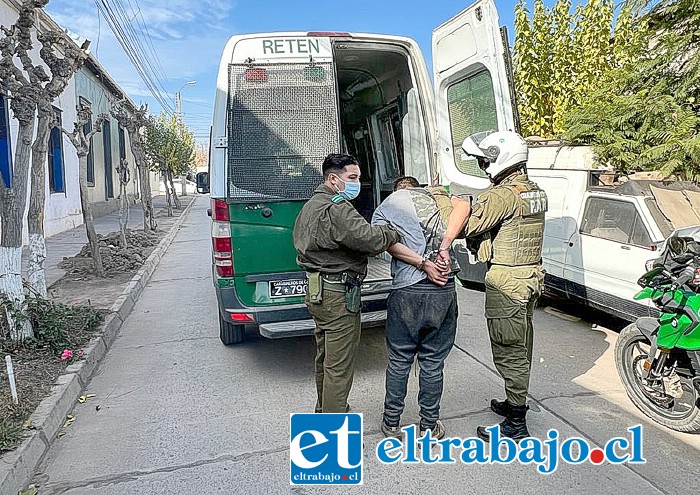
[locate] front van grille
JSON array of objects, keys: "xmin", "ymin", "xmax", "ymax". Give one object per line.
[{"xmin": 227, "ymin": 62, "xmax": 339, "ymax": 200}]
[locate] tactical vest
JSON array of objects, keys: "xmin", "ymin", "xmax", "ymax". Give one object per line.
[{"xmin": 491, "ymin": 181, "xmax": 547, "ymax": 266}]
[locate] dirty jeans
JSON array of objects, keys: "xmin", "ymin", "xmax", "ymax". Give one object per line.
[{"xmin": 383, "ymin": 279, "xmax": 457, "ymax": 429}]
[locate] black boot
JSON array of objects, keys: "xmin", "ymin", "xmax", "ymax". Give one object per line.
[
  {"xmin": 490, "ymin": 398, "xmax": 512, "ymax": 417},
  {"xmin": 490, "ymin": 399, "xmax": 529, "ymax": 417},
  {"xmin": 477, "ymin": 405, "xmax": 530, "ymax": 442}
]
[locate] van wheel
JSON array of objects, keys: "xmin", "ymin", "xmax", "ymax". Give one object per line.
[{"xmin": 219, "ymin": 316, "xmax": 245, "ymax": 345}]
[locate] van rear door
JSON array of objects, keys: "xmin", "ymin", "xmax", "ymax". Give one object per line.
[
  {"xmin": 224, "ymin": 36, "xmax": 340, "ymax": 306},
  {"xmin": 432, "ymin": 0, "xmax": 515, "ymax": 189}
]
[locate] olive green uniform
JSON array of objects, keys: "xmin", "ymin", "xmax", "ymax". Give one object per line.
[
  {"xmin": 293, "ymin": 184, "xmax": 400, "ymax": 413},
  {"xmin": 463, "ymin": 173, "xmax": 547, "ymax": 407}
]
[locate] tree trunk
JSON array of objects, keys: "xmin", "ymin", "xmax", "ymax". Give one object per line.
[
  {"xmin": 0, "ymin": 120, "xmax": 35, "ymax": 340},
  {"xmin": 162, "ymin": 169, "xmax": 173, "ymax": 217},
  {"xmin": 26, "ymin": 112, "xmax": 51, "ymax": 298},
  {"xmin": 77, "ymin": 155, "xmax": 105, "ymax": 277},
  {"xmin": 167, "ymin": 169, "xmax": 181, "ymax": 209},
  {"xmin": 117, "ymin": 159, "xmax": 129, "ymax": 248},
  {"xmin": 128, "ymin": 130, "xmax": 156, "ymax": 230}
]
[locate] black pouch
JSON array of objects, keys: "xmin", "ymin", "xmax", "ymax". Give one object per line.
[
  {"xmin": 345, "ymin": 285, "xmax": 361, "ymax": 313},
  {"xmin": 343, "ymin": 273, "xmax": 362, "ymax": 313}
]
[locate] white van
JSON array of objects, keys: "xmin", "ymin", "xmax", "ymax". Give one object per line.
[
  {"xmin": 197, "ymin": 0, "xmax": 518, "ymax": 343},
  {"xmin": 457, "ymin": 143, "xmax": 700, "ymax": 322}
]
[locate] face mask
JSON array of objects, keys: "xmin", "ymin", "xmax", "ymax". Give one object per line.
[{"xmin": 332, "ymin": 175, "xmax": 361, "ymax": 200}]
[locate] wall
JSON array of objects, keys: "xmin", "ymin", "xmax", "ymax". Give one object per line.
[
  {"xmin": 0, "ymin": 1, "xmax": 83, "ymax": 242},
  {"xmin": 74, "ymin": 68, "xmax": 140, "ymax": 218},
  {"xmin": 0, "ymin": 2, "xmax": 160, "ymax": 245}
]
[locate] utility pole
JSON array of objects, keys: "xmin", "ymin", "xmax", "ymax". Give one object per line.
[{"xmin": 175, "ymin": 80, "xmax": 196, "ymax": 195}]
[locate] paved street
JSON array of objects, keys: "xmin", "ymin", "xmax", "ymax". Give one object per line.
[{"xmin": 33, "ymin": 195, "xmax": 700, "ymax": 494}]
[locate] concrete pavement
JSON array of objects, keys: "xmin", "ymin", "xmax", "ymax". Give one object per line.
[{"xmin": 30, "ymin": 195, "xmax": 700, "ymax": 494}]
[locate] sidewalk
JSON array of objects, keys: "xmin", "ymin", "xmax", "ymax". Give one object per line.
[{"xmin": 21, "ymin": 195, "xmax": 195, "ymax": 289}]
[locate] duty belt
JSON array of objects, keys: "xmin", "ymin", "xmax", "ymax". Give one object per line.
[{"xmin": 318, "ymin": 272, "xmax": 363, "ymax": 292}]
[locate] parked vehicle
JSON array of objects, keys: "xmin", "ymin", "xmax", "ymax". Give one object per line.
[
  {"xmin": 196, "ymin": 0, "xmax": 517, "ymax": 344},
  {"xmin": 455, "ymin": 144, "xmax": 700, "ymax": 322},
  {"xmin": 615, "ymin": 236, "xmax": 700, "ymax": 432}
]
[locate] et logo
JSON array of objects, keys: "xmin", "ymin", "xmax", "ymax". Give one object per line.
[{"xmin": 289, "ymin": 413, "xmax": 363, "ymax": 485}]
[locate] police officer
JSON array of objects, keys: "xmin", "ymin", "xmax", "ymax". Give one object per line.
[
  {"xmin": 444, "ymin": 131, "xmax": 547, "ymax": 441},
  {"xmin": 293, "ymin": 153, "xmax": 401, "ymax": 414}
]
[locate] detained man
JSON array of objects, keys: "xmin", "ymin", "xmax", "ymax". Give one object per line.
[{"xmin": 371, "ymin": 177, "xmax": 471, "ymax": 440}]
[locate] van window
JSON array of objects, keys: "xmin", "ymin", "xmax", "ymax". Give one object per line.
[
  {"xmin": 227, "ymin": 62, "xmax": 337, "ymax": 200},
  {"xmin": 447, "ymin": 69, "xmax": 498, "ymax": 177},
  {"xmin": 581, "ymin": 198, "xmax": 652, "ymax": 246}
]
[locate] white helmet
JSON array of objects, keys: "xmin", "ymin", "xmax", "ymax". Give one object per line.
[{"xmin": 462, "ymin": 130, "xmax": 528, "ymax": 181}]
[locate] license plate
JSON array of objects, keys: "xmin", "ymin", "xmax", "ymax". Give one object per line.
[{"xmin": 269, "ymin": 279, "xmax": 308, "ymax": 298}]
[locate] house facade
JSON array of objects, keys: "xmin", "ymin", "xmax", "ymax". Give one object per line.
[{"xmin": 0, "ymin": 0, "xmax": 160, "ymax": 244}]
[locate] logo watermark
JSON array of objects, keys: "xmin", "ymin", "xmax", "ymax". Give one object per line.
[
  {"xmin": 375, "ymin": 424, "xmax": 646, "ymax": 474},
  {"xmin": 290, "ymin": 413, "xmax": 363, "ymax": 485}
]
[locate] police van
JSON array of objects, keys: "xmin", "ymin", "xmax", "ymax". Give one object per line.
[{"xmin": 197, "ymin": 0, "xmax": 515, "ymax": 344}]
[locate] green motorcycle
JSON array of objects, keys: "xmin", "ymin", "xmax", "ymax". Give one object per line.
[{"xmin": 615, "ymin": 236, "xmax": 700, "ymax": 432}]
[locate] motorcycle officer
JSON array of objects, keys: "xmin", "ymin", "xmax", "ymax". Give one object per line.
[{"xmin": 444, "ymin": 130, "xmax": 547, "ymax": 441}]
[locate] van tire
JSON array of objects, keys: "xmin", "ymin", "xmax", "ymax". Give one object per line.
[{"xmin": 219, "ymin": 316, "xmax": 245, "ymax": 345}]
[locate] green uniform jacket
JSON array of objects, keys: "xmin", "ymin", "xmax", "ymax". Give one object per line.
[
  {"xmin": 293, "ymin": 184, "xmax": 400, "ymax": 277},
  {"xmin": 464, "ymin": 173, "xmax": 545, "ymax": 303}
]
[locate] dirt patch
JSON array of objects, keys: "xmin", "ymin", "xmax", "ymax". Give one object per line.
[
  {"xmin": 0, "ymin": 300, "xmax": 103, "ymax": 455},
  {"xmin": 58, "ymin": 229, "xmax": 161, "ymax": 279},
  {"xmin": 51, "ymin": 228, "xmax": 165, "ymax": 308}
]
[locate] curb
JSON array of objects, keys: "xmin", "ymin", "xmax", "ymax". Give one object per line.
[{"xmin": 0, "ymin": 196, "xmax": 198, "ymax": 494}]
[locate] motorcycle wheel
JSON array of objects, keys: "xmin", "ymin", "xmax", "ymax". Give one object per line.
[{"xmin": 615, "ymin": 322, "xmax": 700, "ymax": 433}]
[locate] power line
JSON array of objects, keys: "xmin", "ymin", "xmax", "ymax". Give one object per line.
[
  {"xmin": 109, "ymin": 0, "xmax": 172, "ymax": 108},
  {"xmin": 94, "ymin": 0, "xmax": 174, "ymax": 113},
  {"xmin": 119, "ymin": 0, "xmax": 170, "ymax": 89}
]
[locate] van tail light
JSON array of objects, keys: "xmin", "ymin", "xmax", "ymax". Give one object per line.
[
  {"xmin": 211, "ymin": 202, "xmax": 233, "ymax": 277},
  {"xmin": 212, "ymin": 198, "xmax": 229, "ymax": 221},
  {"xmin": 244, "ymin": 68, "xmax": 267, "ymax": 82},
  {"xmin": 229, "ymin": 312, "xmax": 254, "ymax": 322}
]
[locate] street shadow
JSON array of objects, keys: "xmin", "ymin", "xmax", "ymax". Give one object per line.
[{"xmin": 232, "ymin": 324, "xmax": 389, "ymax": 379}]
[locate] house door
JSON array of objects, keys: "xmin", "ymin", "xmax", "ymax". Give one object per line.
[{"xmin": 103, "ymin": 120, "xmax": 114, "ymax": 199}]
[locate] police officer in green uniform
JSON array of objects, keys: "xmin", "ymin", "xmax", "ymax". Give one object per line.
[
  {"xmin": 446, "ymin": 131, "xmax": 547, "ymax": 441},
  {"xmin": 293, "ymin": 153, "xmax": 401, "ymax": 414}
]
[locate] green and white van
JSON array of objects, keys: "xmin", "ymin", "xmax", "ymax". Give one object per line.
[{"xmin": 196, "ymin": 0, "xmax": 515, "ymax": 344}]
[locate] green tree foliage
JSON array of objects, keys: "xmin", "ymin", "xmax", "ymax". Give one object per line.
[
  {"xmin": 514, "ymin": 0, "xmax": 637, "ymax": 137},
  {"xmin": 142, "ymin": 113, "xmax": 196, "ymax": 176},
  {"xmin": 564, "ymin": 0, "xmax": 700, "ymax": 177}
]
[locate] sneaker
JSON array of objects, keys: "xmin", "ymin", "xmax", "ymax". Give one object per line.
[
  {"xmin": 381, "ymin": 420, "xmax": 403, "ymax": 439},
  {"xmin": 419, "ymin": 420, "xmax": 445, "ymax": 440}
]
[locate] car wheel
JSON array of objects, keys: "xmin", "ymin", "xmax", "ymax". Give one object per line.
[{"xmin": 219, "ymin": 315, "xmax": 245, "ymax": 345}]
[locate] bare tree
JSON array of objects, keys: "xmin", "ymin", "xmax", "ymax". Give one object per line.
[
  {"xmin": 63, "ymin": 103, "xmax": 108, "ymax": 277},
  {"xmin": 111, "ymin": 101, "xmax": 156, "ymax": 231},
  {"xmin": 0, "ymin": 0, "xmax": 51, "ymax": 340},
  {"xmin": 27, "ymin": 31, "xmax": 90, "ymax": 298},
  {"xmin": 116, "ymin": 157, "xmax": 130, "ymax": 247}
]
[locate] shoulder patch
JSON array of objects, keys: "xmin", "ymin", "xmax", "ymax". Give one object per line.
[{"xmin": 331, "ymin": 194, "xmax": 345, "ymax": 203}]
